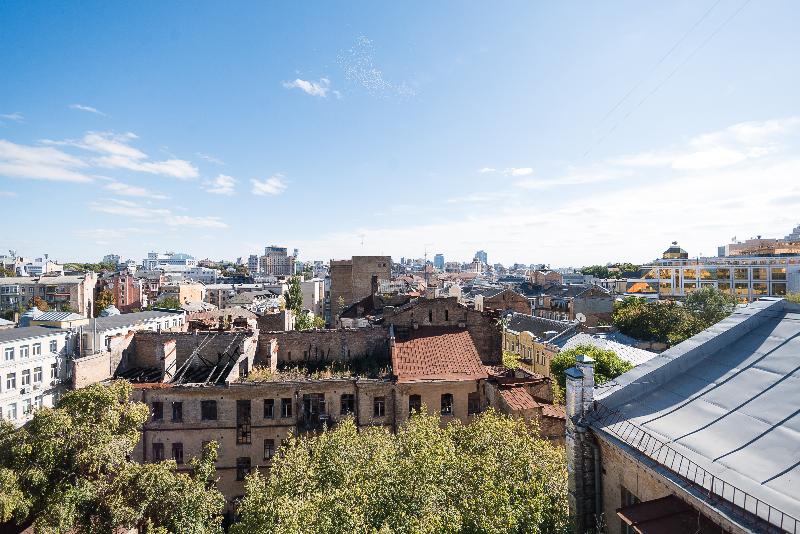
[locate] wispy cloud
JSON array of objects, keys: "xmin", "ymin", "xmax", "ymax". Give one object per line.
[
  {"xmin": 611, "ymin": 117, "xmax": 800, "ymax": 171},
  {"xmin": 203, "ymin": 174, "xmax": 236, "ymax": 195},
  {"xmin": 89, "ymin": 198, "xmax": 228, "ymax": 228},
  {"xmin": 69, "ymin": 104, "xmax": 107, "ymax": 116},
  {"xmin": 478, "ymin": 167, "xmax": 534, "ymax": 177},
  {"xmin": 0, "ymin": 139, "xmax": 93, "ymax": 182},
  {"xmin": 282, "ymin": 78, "xmax": 331, "ymax": 98},
  {"xmin": 196, "ymin": 152, "xmax": 225, "ymax": 165},
  {"xmin": 477, "ymin": 167, "xmax": 496, "ymax": 174},
  {"xmin": 45, "ymin": 131, "xmax": 198, "ymax": 179},
  {"xmin": 338, "ymin": 36, "xmax": 417, "ymax": 98},
  {"xmin": 0, "ymin": 112, "xmax": 24, "ymax": 123},
  {"xmin": 0, "ymin": 191, "xmax": 18, "ymax": 197},
  {"xmin": 251, "ymin": 174, "xmax": 287, "ymax": 196},
  {"xmin": 104, "ymin": 180, "xmax": 169, "ymax": 200}
]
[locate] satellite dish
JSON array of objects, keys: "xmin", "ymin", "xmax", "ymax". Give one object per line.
[{"xmin": 576, "ymin": 313, "xmax": 587, "ymax": 323}]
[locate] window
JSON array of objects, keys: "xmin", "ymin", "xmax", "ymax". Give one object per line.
[
  {"xmin": 373, "ymin": 396, "xmax": 385, "ymax": 417},
  {"xmin": 340, "ymin": 394, "xmax": 355, "ymax": 415},
  {"xmin": 467, "ymin": 392, "xmax": 481, "ymax": 415},
  {"xmin": 772, "ymin": 267, "xmax": 787, "ymax": 281},
  {"xmin": 236, "ymin": 400, "xmax": 252, "ymax": 444},
  {"xmin": 281, "ymin": 398, "xmax": 292, "ymax": 418},
  {"xmin": 444, "ymin": 309, "xmax": 449, "ymax": 321},
  {"xmin": 408, "ymin": 394, "xmax": 421, "ymax": 414},
  {"xmin": 171, "ymin": 401, "xmax": 183, "ymax": 422},
  {"xmin": 441, "ymin": 393, "xmax": 453, "ymax": 416},
  {"xmin": 50, "ymin": 340, "xmax": 58, "ymax": 353},
  {"xmin": 263, "ymin": 398, "xmax": 274, "ymax": 419},
  {"xmin": 34, "ymin": 396, "xmax": 42, "ymax": 409},
  {"xmin": 21, "ymin": 369, "xmax": 31, "ymax": 386},
  {"xmin": 734, "ymin": 268, "xmax": 748, "ymax": 280},
  {"xmin": 4, "ymin": 347, "xmax": 13, "ymax": 361},
  {"xmin": 717, "ymin": 268, "xmax": 731, "ymax": 280},
  {"xmin": 23, "ymin": 399, "xmax": 32, "ymax": 415},
  {"xmin": 6, "ymin": 373, "xmax": 16, "ymax": 390},
  {"xmin": 50, "ymin": 362, "xmax": 58, "ymax": 379},
  {"xmin": 33, "ymin": 367, "xmax": 42, "ymax": 383},
  {"xmin": 264, "ymin": 439, "xmax": 275, "ymax": 460},
  {"xmin": 621, "ymin": 487, "xmax": 641, "ymax": 534},
  {"xmin": 8, "ymin": 403, "xmax": 17, "ymax": 420},
  {"xmin": 19, "ymin": 345, "xmax": 28, "ymax": 359},
  {"xmin": 236, "ymin": 457, "xmax": 251, "ymax": 481},
  {"xmin": 772, "ymin": 283, "xmax": 787, "ymax": 296},
  {"xmin": 201, "ymin": 400, "xmax": 218, "ymax": 421},
  {"xmin": 428, "ymin": 310, "xmax": 433, "ymax": 322},
  {"xmin": 32, "ymin": 343, "xmax": 41, "ymax": 356},
  {"xmin": 152, "ymin": 401, "xmax": 163, "ymax": 421},
  {"xmin": 152, "ymin": 443, "xmax": 165, "ymax": 461},
  {"xmin": 172, "ymin": 442, "xmax": 184, "ymax": 464}
]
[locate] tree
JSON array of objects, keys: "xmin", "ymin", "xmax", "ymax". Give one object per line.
[
  {"xmin": 684, "ymin": 287, "xmax": 736, "ymax": 327},
  {"xmin": 284, "ymin": 276, "xmax": 303, "ymax": 316},
  {"xmin": 615, "ymin": 263, "xmax": 640, "ymax": 276},
  {"xmin": 0, "ymin": 265, "xmax": 15, "ymax": 277},
  {"xmin": 312, "ymin": 315, "xmax": 326, "ymax": 329},
  {"xmin": 94, "ymin": 289, "xmax": 115, "ymax": 315},
  {"xmin": 232, "ymin": 410, "xmax": 569, "ymax": 534},
  {"xmin": 295, "ymin": 312, "xmax": 313, "ymax": 331},
  {"xmin": 580, "ymin": 265, "xmax": 610, "ymax": 279},
  {"xmin": 336, "ymin": 296, "xmax": 346, "ymax": 317},
  {"xmin": 787, "ymin": 293, "xmax": 800, "ymax": 304},
  {"xmin": 550, "ymin": 344, "xmax": 633, "ymax": 390},
  {"xmin": 29, "ymin": 297, "xmax": 49, "ymax": 312},
  {"xmin": 157, "ymin": 296, "xmax": 182, "ymax": 310},
  {"xmin": 0, "ymin": 381, "xmax": 225, "ymax": 533}
]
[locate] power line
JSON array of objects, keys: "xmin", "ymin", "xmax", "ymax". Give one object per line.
[{"xmin": 584, "ymin": 0, "xmax": 751, "ymax": 157}]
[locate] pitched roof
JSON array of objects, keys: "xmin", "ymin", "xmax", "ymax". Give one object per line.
[
  {"xmin": 94, "ymin": 310, "xmax": 183, "ymax": 332},
  {"xmin": 499, "ymin": 386, "xmax": 540, "ymax": 411},
  {"xmin": 0, "ymin": 326, "xmax": 66, "ymax": 344},
  {"xmin": 505, "ymin": 312, "xmax": 576, "ymax": 339},
  {"xmin": 541, "ymin": 403, "xmax": 566, "ymax": 420},
  {"xmin": 593, "ymin": 298, "xmax": 800, "ymax": 525},
  {"xmin": 33, "ymin": 311, "xmax": 85, "ymax": 322},
  {"xmin": 392, "ymin": 326, "xmax": 488, "ymax": 383},
  {"xmin": 555, "ymin": 332, "xmax": 657, "ymax": 367}
]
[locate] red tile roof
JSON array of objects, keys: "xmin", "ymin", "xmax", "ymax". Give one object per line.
[
  {"xmin": 499, "ymin": 386, "xmax": 540, "ymax": 411},
  {"xmin": 392, "ymin": 327, "xmax": 489, "ymax": 383},
  {"xmin": 541, "ymin": 403, "xmax": 566, "ymax": 420}
]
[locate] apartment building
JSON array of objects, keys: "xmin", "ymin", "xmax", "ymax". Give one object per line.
[
  {"xmin": 0, "ymin": 273, "xmax": 98, "ymax": 316},
  {"xmin": 142, "ymin": 252, "xmax": 197, "ymax": 271},
  {"xmin": 259, "ymin": 246, "xmax": 294, "ymax": 277},
  {"xmin": 0, "ymin": 326, "xmax": 76, "ymax": 426}
]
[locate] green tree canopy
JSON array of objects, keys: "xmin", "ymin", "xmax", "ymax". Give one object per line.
[
  {"xmin": 232, "ymin": 411, "xmax": 568, "ymax": 534},
  {"xmin": 549, "ymin": 344, "xmax": 633, "ymax": 390},
  {"xmin": 0, "ymin": 381, "xmax": 225, "ymax": 533},
  {"xmin": 284, "ymin": 276, "xmax": 303, "ymax": 317},
  {"xmin": 156, "ymin": 296, "xmax": 182, "ymax": 310},
  {"xmin": 94, "ymin": 289, "xmax": 115, "ymax": 315},
  {"xmin": 580, "ymin": 265, "xmax": 610, "ymax": 279},
  {"xmin": 684, "ymin": 286, "xmax": 736, "ymax": 326}
]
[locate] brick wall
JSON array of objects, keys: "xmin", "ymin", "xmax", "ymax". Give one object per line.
[{"xmin": 257, "ymin": 327, "xmax": 388, "ymax": 365}]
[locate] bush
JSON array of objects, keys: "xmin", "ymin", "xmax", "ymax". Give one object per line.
[{"xmin": 550, "ymin": 344, "xmax": 633, "ymax": 390}]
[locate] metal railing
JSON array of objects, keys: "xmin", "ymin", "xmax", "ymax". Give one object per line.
[{"xmin": 588, "ymin": 401, "xmax": 798, "ymax": 534}]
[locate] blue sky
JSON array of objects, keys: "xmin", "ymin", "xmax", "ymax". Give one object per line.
[{"xmin": 2, "ymin": 1, "xmax": 799, "ymax": 267}]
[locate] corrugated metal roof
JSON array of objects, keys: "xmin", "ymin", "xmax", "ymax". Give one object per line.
[
  {"xmin": 0, "ymin": 326, "xmax": 66, "ymax": 343},
  {"xmin": 94, "ymin": 310, "xmax": 183, "ymax": 332},
  {"xmin": 33, "ymin": 311, "xmax": 84, "ymax": 322}
]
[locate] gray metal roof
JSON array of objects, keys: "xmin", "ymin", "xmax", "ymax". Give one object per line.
[
  {"xmin": 34, "ymin": 311, "xmax": 85, "ymax": 322},
  {"xmin": 555, "ymin": 332, "xmax": 657, "ymax": 367},
  {"xmin": 592, "ymin": 298, "xmax": 800, "ymax": 525},
  {"xmin": 94, "ymin": 310, "xmax": 183, "ymax": 332},
  {"xmin": 0, "ymin": 326, "xmax": 67, "ymax": 344}
]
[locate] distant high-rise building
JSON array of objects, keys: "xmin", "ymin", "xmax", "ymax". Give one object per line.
[
  {"xmin": 259, "ymin": 246, "xmax": 294, "ymax": 277},
  {"xmin": 433, "ymin": 254, "xmax": 445, "ymax": 270},
  {"xmin": 475, "ymin": 250, "xmax": 488, "ymax": 264},
  {"xmin": 247, "ymin": 254, "xmax": 260, "ymax": 274}
]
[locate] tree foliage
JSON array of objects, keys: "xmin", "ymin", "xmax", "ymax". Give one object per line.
[
  {"xmin": 232, "ymin": 411, "xmax": 569, "ymax": 534},
  {"xmin": 550, "ymin": 344, "xmax": 633, "ymax": 390},
  {"xmin": 784, "ymin": 293, "xmax": 800, "ymax": 304},
  {"xmin": 613, "ymin": 287, "xmax": 735, "ymax": 345},
  {"xmin": 94, "ymin": 289, "xmax": 115, "ymax": 315},
  {"xmin": 0, "ymin": 381, "xmax": 225, "ymax": 533},
  {"xmin": 156, "ymin": 296, "xmax": 182, "ymax": 310},
  {"xmin": 580, "ymin": 265, "xmax": 610, "ymax": 279},
  {"xmin": 64, "ymin": 262, "xmax": 117, "ymax": 273},
  {"xmin": 29, "ymin": 296, "xmax": 50, "ymax": 312},
  {"xmin": 284, "ymin": 276, "xmax": 303, "ymax": 317}
]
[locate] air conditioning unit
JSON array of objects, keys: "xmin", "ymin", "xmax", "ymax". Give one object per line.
[{"xmin": 19, "ymin": 387, "xmax": 27, "ymax": 394}]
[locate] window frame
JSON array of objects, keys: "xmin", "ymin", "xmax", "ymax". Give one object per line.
[
  {"xmin": 201, "ymin": 400, "xmax": 218, "ymax": 421},
  {"xmin": 441, "ymin": 393, "xmax": 454, "ymax": 416},
  {"xmin": 373, "ymin": 396, "xmax": 386, "ymax": 417}
]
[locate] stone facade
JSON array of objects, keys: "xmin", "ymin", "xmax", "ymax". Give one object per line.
[
  {"xmin": 474, "ymin": 289, "xmax": 531, "ymax": 314},
  {"xmin": 257, "ymin": 327, "xmax": 388, "ymax": 365},
  {"xmin": 329, "ymin": 256, "xmax": 391, "ymax": 323}
]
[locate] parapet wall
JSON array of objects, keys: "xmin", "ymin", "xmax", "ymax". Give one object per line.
[{"xmin": 257, "ymin": 327, "xmax": 389, "ymax": 365}]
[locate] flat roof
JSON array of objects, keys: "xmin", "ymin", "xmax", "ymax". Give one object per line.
[
  {"xmin": 592, "ymin": 298, "xmax": 800, "ymax": 527},
  {"xmin": 94, "ymin": 310, "xmax": 183, "ymax": 332},
  {"xmin": 0, "ymin": 326, "xmax": 66, "ymax": 344}
]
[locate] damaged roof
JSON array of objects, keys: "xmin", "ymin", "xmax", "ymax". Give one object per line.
[{"xmin": 392, "ymin": 326, "xmax": 488, "ymax": 383}]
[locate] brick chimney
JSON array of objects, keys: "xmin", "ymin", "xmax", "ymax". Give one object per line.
[{"xmin": 565, "ymin": 354, "xmax": 597, "ymax": 533}]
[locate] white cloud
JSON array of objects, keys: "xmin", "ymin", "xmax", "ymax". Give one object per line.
[
  {"xmin": 196, "ymin": 152, "xmax": 225, "ymax": 165},
  {"xmin": 251, "ymin": 175, "xmax": 287, "ymax": 196},
  {"xmin": 612, "ymin": 117, "xmax": 800, "ymax": 171},
  {"xmin": 506, "ymin": 167, "xmax": 533, "ymax": 177},
  {"xmin": 0, "ymin": 139, "xmax": 93, "ymax": 182},
  {"xmin": 515, "ymin": 168, "xmax": 624, "ymax": 190},
  {"xmin": 477, "ymin": 167, "xmax": 496, "ymax": 173},
  {"xmin": 0, "ymin": 191, "xmax": 18, "ymax": 197},
  {"xmin": 0, "ymin": 112, "xmax": 24, "ymax": 123},
  {"xmin": 282, "ymin": 78, "xmax": 331, "ymax": 98},
  {"xmin": 89, "ymin": 198, "xmax": 228, "ymax": 228},
  {"xmin": 337, "ymin": 36, "xmax": 417, "ymax": 98},
  {"xmin": 104, "ymin": 180, "xmax": 169, "ymax": 200},
  {"xmin": 45, "ymin": 131, "xmax": 199, "ymax": 179},
  {"xmin": 69, "ymin": 104, "xmax": 107, "ymax": 116},
  {"xmin": 203, "ymin": 174, "xmax": 236, "ymax": 195}
]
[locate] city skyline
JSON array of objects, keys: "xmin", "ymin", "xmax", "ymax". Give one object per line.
[{"xmin": 2, "ymin": 2, "xmax": 800, "ymax": 265}]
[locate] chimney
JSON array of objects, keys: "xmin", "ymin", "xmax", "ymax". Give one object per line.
[{"xmin": 565, "ymin": 354, "xmax": 597, "ymax": 533}]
